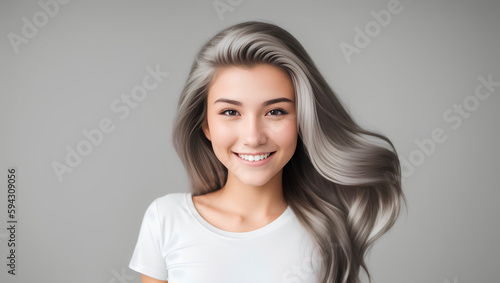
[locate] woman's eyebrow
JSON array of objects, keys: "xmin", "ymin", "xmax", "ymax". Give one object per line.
[{"xmin": 214, "ymin": 97, "xmax": 293, "ymax": 106}]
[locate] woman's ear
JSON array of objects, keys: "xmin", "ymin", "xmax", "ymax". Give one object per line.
[{"xmin": 202, "ymin": 121, "xmax": 211, "ymax": 141}]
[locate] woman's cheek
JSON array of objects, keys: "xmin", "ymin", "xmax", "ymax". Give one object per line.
[
  {"xmin": 274, "ymin": 117, "xmax": 297, "ymax": 136},
  {"xmin": 211, "ymin": 122, "xmax": 237, "ymax": 144},
  {"xmin": 276, "ymin": 119, "xmax": 298, "ymax": 153}
]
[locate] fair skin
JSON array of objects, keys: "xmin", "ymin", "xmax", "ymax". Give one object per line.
[
  {"xmin": 140, "ymin": 64, "xmax": 297, "ymax": 283},
  {"xmin": 195, "ymin": 63, "xmax": 297, "ymax": 231},
  {"xmin": 142, "ymin": 274, "xmax": 168, "ymax": 283}
]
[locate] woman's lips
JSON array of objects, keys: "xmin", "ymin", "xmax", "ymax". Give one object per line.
[{"xmin": 233, "ymin": 151, "xmax": 275, "ymax": 166}]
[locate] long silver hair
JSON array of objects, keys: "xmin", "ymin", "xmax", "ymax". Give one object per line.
[{"xmin": 172, "ymin": 21, "xmax": 406, "ymax": 283}]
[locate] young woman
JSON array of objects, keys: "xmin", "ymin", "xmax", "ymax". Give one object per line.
[{"xmin": 129, "ymin": 21, "xmax": 406, "ymax": 283}]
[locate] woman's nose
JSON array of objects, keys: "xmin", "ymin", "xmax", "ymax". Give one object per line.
[{"xmin": 242, "ymin": 116, "xmax": 267, "ymax": 147}]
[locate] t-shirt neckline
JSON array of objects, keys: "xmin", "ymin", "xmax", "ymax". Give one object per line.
[{"xmin": 185, "ymin": 192, "xmax": 293, "ymax": 240}]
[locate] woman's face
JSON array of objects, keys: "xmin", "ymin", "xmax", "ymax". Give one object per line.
[{"xmin": 203, "ymin": 64, "xmax": 298, "ymax": 188}]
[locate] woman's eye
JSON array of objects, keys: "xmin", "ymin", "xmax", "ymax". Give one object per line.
[
  {"xmin": 267, "ymin": 108, "xmax": 288, "ymax": 116},
  {"xmin": 220, "ymin": 108, "xmax": 288, "ymax": 116},
  {"xmin": 220, "ymin": 109, "xmax": 239, "ymax": 116}
]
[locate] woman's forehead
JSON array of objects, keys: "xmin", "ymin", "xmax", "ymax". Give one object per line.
[{"xmin": 207, "ymin": 64, "xmax": 295, "ymax": 103}]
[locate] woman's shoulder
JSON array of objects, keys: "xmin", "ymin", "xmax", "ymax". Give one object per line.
[
  {"xmin": 151, "ymin": 192, "xmax": 189, "ymax": 214},
  {"xmin": 155, "ymin": 192, "xmax": 187, "ymax": 204}
]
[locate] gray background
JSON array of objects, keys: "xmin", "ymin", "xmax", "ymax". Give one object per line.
[{"xmin": 1, "ymin": 0, "xmax": 499, "ymax": 282}]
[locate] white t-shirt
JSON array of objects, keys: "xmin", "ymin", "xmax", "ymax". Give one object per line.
[{"xmin": 129, "ymin": 192, "xmax": 322, "ymax": 283}]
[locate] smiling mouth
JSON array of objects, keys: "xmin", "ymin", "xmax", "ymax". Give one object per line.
[{"xmin": 235, "ymin": 152, "xmax": 275, "ymax": 162}]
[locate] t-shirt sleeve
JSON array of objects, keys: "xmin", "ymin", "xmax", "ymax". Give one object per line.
[{"xmin": 129, "ymin": 199, "xmax": 169, "ymax": 281}]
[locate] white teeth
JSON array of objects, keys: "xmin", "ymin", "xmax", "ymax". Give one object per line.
[{"xmin": 237, "ymin": 152, "xmax": 272, "ymax": 161}]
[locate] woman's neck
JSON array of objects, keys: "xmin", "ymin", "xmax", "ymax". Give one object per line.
[{"xmin": 208, "ymin": 170, "xmax": 288, "ymax": 220}]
